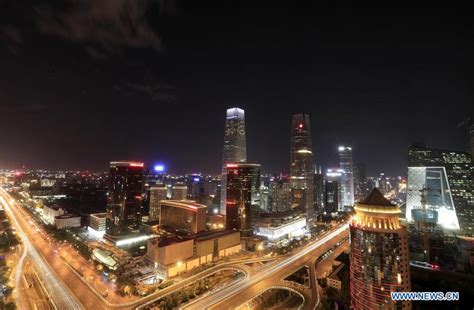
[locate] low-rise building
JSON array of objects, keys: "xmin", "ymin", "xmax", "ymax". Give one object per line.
[
  {"xmin": 89, "ymin": 213, "xmax": 106, "ymax": 232},
  {"xmin": 54, "ymin": 214, "xmax": 81, "ymax": 229},
  {"xmin": 92, "ymin": 248, "xmax": 119, "ymax": 270},
  {"xmin": 88, "ymin": 212, "xmax": 107, "ymax": 238},
  {"xmin": 43, "ymin": 205, "xmax": 65, "ymax": 224},
  {"xmin": 257, "ymin": 210, "xmax": 306, "ymax": 242},
  {"xmin": 327, "ymin": 263, "xmax": 345, "ymax": 290},
  {"xmin": 146, "ymin": 230, "xmax": 241, "ymax": 278}
]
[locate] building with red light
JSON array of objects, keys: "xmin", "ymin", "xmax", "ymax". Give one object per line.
[
  {"xmin": 220, "ymin": 107, "xmax": 247, "ymax": 216},
  {"xmin": 105, "ymin": 161, "xmax": 144, "ymax": 241},
  {"xmin": 160, "ymin": 200, "xmax": 207, "ymax": 234},
  {"xmin": 350, "ymin": 188, "xmax": 411, "ymax": 309},
  {"xmin": 225, "ymin": 163, "xmax": 260, "ymax": 237},
  {"xmin": 290, "ymin": 113, "xmax": 315, "ymax": 222}
]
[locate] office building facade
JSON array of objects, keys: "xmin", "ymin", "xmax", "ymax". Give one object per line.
[
  {"xmin": 89, "ymin": 212, "xmax": 107, "ymax": 232},
  {"xmin": 149, "ymin": 185, "xmax": 168, "ymax": 222},
  {"xmin": 354, "ymin": 162, "xmax": 368, "ymax": 201},
  {"xmin": 220, "ymin": 108, "xmax": 247, "ymax": 215},
  {"xmin": 225, "ymin": 163, "xmax": 260, "ymax": 237},
  {"xmin": 105, "ymin": 161, "xmax": 144, "ymax": 240},
  {"xmin": 325, "ymin": 168, "xmax": 344, "ymax": 212},
  {"xmin": 350, "ymin": 189, "xmax": 411, "ymax": 310},
  {"xmin": 171, "ymin": 184, "xmax": 188, "ymax": 200},
  {"xmin": 338, "ymin": 146, "xmax": 355, "ymax": 207},
  {"xmin": 324, "ymin": 180, "xmax": 339, "ymax": 214},
  {"xmin": 159, "ymin": 200, "xmax": 207, "ymax": 234},
  {"xmin": 290, "ymin": 114, "xmax": 315, "ymax": 221},
  {"xmin": 407, "ymin": 145, "xmax": 473, "ymax": 236},
  {"xmin": 313, "ymin": 166, "xmax": 325, "ymax": 213}
]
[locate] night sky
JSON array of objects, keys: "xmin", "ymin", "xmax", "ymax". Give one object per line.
[{"xmin": 0, "ymin": 1, "xmax": 473, "ymax": 175}]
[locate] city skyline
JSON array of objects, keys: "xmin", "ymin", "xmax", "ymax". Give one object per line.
[
  {"xmin": 1, "ymin": 2, "xmax": 474, "ymax": 309},
  {"xmin": 0, "ymin": 105, "xmax": 469, "ymax": 177}
]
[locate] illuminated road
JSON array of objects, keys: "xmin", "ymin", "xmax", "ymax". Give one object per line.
[
  {"xmin": 0, "ymin": 188, "xmax": 84, "ymax": 310},
  {"xmin": 14, "ymin": 244, "xmax": 27, "ymax": 307},
  {"xmin": 182, "ymin": 224, "xmax": 349, "ymax": 309},
  {"xmin": 1, "ymin": 185, "xmax": 349, "ymax": 310}
]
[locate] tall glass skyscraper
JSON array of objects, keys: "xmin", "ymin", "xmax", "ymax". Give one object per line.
[
  {"xmin": 407, "ymin": 145, "xmax": 473, "ymax": 235},
  {"xmin": 350, "ymin": 189, "xmax": 411, "ymax": 309},
  {"xmin": 220, "ymin": 107, "xmax": 247, "ymax": 215},
  {"xmin": 338, "ymin": 146, "xmax": 355, "ymax": 208},
  {"xmin": 325, "ymin": 168, "xmax": 344, "ymax": 212},
  {"xmin": 353, "ymin": 162, "xmax": 368, "ymax": 201},
  {"xmin": 225, "ymin": 163, "xmax": 260, "ymax": 237},
  {"xmin": 313, "ymin": 166, "xmax": 325, "ymax": 213},
  {"xmin": 290, "ymin": 114, "xmax": 315, "ymax": 222},
  {"xmin": 105, "ymin": 161, "xmax": 144, "ymax": 241}
]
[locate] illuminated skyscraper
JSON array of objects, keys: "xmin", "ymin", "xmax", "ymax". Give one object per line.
[
  {"xmin": 407, "ymin": 145, "xmax": 473, "ymax": 235},
  {"xmin": 225, "ymin": 163, "xmax": 260, "ymax": 237},
  {"xmin": 220, "ymin": 107, "xmax": 247, "ymax": 215},
  {"xmin": 269, "ymin": 178, "xmax": 291, "ymax": 212},
  {"xmin": 338, "ymin": 146, "xmax": 355, "ymax": 207},
  {"xmin": 325, "ymin": 168, "xmax": 344, "ymax": 212},
  {"xmin": 354, "ymin": 162, "xmax": 368, "ymax": 201},
  {"xmin": 324, "ymin": 180, "xmax": 339, "ymax": 213},
  {"xmin": 350, "ymin": 189, "xmax": 411, "ymax": 310},
  {"xmin": 290, "ymin": 114, "xmax": 314, "ymax": 221},
  {"xmin": 105, "ymin": 161, "xmax": 144, "ymax": 241},
  {"xmin": 313, "ymin": 166, "xmax": 325, "ymax": 213}
]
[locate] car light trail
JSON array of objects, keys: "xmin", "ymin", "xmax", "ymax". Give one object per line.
[
  {"xmin": 0, "ymin": 188, "xmax": 83, "ymax": 310},
  {"xmin": 182, "ymin": 223, "xmax": 349, "ymax": 309}
]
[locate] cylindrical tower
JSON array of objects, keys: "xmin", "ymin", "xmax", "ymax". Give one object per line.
[{"xmin": 350, "ymin": 188, "xmax": 411, "ymax": 310}]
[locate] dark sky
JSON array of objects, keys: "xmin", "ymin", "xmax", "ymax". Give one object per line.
[{"xmin": 0, "ymin": 1, "xmax": 473, "ymax": 175}]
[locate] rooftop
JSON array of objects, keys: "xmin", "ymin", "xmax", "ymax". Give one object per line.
[
  {"xmin": 90, "ymin": 212, "xmax": 107, "ymax": 219},
  {"xmin": 160, "ymin": 200, "xmax": 206, "ymax": 211},
  {"xmin": 359, "ymin": 188, "xmax": 394, "ymax": 207},
  {"xmin": 194, "ymin": 229, "xmax": 238, "ymax": 242},
  {"xmin": 156, "ymin": 235, "xmax": 192, "ymax": 247},
  {"xmin": 55, "ymin": 214, "xmax": 80, "ymax": 219},
  {"xmin": 153, "ymin": 229, "xmax": 239, "ymax": 247}
]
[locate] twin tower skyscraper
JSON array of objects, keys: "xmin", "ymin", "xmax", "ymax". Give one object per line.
[{"xmin": 220, "ymin": 108, "xmax": 315, "ymax": 222}]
